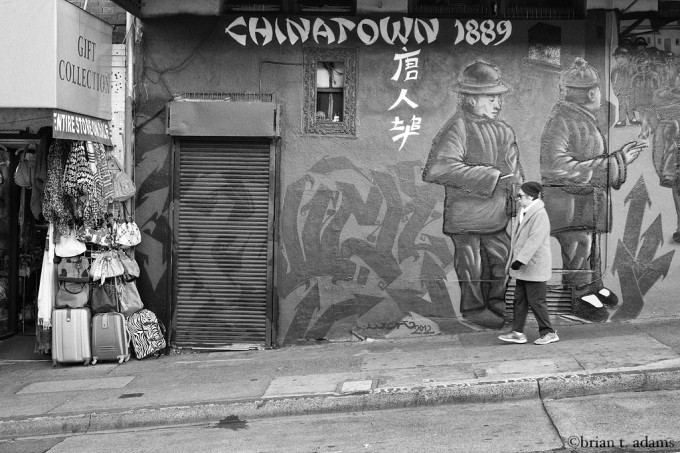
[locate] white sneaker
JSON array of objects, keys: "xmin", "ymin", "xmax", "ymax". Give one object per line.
[
  {"xmin": 534, "ymin": 331, "xmax": 559, "ymax": 345},
  {"xmin": 498, "ymin": 331, "xmax": 527, "ymax": 344}
]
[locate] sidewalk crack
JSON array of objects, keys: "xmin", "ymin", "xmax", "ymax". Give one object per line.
[{"xmin": 539, "ymin": 385, "xmax": 564, "ymax": 445}]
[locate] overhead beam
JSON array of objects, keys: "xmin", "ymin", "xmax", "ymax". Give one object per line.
[{"xmin": 111, "ymin": 0, "xmax": 141, "ymax": 17}]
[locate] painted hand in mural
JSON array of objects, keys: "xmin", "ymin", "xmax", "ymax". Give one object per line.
[{"xmin": 620, "ymin": 141, "xmax": 647, "ymax": 164}]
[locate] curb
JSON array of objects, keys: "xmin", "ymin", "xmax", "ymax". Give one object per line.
[
  {"xmin": 537, "ymin": 368, "xmax": 680, "ymax": 400},
  {"xmin": 2, "ymin": 368, "xmax": 680, "ymax": 439}
]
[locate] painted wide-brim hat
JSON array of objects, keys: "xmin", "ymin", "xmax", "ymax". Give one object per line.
[{"xmin": 456, "ymin": 61, "xmax": 510, "ymax": 95}]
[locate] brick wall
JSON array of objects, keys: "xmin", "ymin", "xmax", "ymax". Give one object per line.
[{"xmin": 67, "ymin": 0, "xmax": 127, "ymax": 43}]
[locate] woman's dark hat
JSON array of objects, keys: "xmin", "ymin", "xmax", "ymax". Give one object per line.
[{"xmin": 520, "ymin": 181, "xmax": 542, "ymax": 199}]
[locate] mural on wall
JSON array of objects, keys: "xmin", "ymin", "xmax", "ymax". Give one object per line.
[
  {"xmin": 605, "ymin": 18, "xmax": 680, "ymax": 321},
  {"xmin": 279, "ymin": 157, "xmax": 470, "ymax": 342},
  {"xmin": 278, "ymin": 18, "xmax": 678, "ymax": 342},
  {"xmin": 421, "ymin": 60, "xmax": 522, "ymax": 329},
  {"xmin": 132, "ymin": 131, "xmax": 173, "ymax": 324},
  {"xmin": 134, "ymin": 14, "xmax": 680, "ymax": 346},
  {"xmin": 540, "ymin": 57, "xmax": 645, "ymax": 322}
]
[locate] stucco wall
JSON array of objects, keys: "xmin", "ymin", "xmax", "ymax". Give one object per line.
[{"xmin": 134, "ymin": 13, "xmax": 680, "ymax": 347}]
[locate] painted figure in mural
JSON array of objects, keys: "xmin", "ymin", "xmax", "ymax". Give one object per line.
[
  {"xmin": 422, "ymin": 60, "xmax": 523, "ymax": 329},
  {"xmin": 651, "ymin": 119, "xmax": 680, "ymax": 243},
  {"xmin": 611, "ymin": 47, "xmax": 637, "ymax": 127},
  {"xmin": 499, "ymin": 181, "xmax": 558, "ymax": 345},
  {"xmin": 540, "ymin": 57, "xmax": 646, "ymax": 322},
  {"xmin": 631, "ymin": 54, "xmax": 660, "ymax": 114}
]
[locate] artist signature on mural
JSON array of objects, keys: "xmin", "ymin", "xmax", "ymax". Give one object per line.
[{"xmin": 358, "ymin": 321, "xmax": 435, "ymax": 334}]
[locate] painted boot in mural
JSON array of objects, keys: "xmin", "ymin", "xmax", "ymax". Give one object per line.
[
  {"xmin": 573, "ymin": 293, "xmax": 609, "ymax": 323},
  {"xmin": 463, "ymin": 308, "xmax": 506, "ymax": 329},
  {"xmin": 594, "ymin": 287, "xmax": 618, "ymax": 307}
]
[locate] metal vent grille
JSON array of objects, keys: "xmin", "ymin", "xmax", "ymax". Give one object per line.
[
  {"xmin": 174, "ymin": 139, "xmax": 272, "ymax": 348},
  {"xmin": 504, "ymin": 280, "xmax": 572, "ymax": 316},
  {"xmin": 173, "ymin": 93, "xmax": 273, "ymax": 103}
]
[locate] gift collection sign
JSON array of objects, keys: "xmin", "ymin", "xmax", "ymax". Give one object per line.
[{"xmin": 0, "ymin": 0, "xmax": 113, "ymax": 121}]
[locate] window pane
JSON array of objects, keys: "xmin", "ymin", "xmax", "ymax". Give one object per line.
[
  {"xmin": 224, "ymin": 0, "xmax": 282, "ymax": 12},
  {"xmin": 316, "ymin": 62, "xmax": 344, "ymax": 88},
  {"xmin": 316, "ymin": 92, "xmax": 343, "ymax": 122},
  {"xmin": 304, "ymin": 47, "xmax": 356, "ymax": 135},
  {"xmin": 298, "ymin": 0, "xmax": 354, "ymax": 13}
]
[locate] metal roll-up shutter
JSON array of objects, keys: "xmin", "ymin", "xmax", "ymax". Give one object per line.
[{"xmin": 175, "ymin": 139, "xmax": 272, "ymax": 348}]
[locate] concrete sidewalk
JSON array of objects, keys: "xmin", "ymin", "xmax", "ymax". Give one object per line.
[{"xmin": 1, "ymin": 317, "xmax": 680, "ymax": 439}]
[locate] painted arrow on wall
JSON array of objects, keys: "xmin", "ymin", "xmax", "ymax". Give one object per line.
[{"xmin": 611, "ymin": 176, "xmax": 675, "ymax": 320}]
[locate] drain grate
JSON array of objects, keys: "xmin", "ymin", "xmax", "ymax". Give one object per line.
[{"xmin": 119, "ymin": 393, "xmax": 144, "ymax": 399}]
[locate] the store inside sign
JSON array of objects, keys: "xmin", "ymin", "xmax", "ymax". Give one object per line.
[
  {"xmin": 0, "ymin": 0, "xmax": 112, "ymax": 121},
  {"xmin": 53, "ymin": 110, "xmax": 112, "ymax": 146}
]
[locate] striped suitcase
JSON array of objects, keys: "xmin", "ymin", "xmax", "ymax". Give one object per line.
[
  {"xmin": 92, "ymin": 312, "xmax": 130, "ymax": 364},
  {"xmin": 52, "ymin": 308, "xmax": 91, "ymax": 366}
]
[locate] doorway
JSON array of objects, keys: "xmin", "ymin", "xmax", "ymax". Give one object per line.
[
  {"xmin": 172, "ymin": 138, "xmax": 275, "ymax": 350},
  {"xmin": 0, "ymin": 138, "xmax": 46, "ymax": 347}
]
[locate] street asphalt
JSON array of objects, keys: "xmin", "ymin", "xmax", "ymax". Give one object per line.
[{"xmin": 1, "ymin": 316, "xmax": 680, "ymax": 440}]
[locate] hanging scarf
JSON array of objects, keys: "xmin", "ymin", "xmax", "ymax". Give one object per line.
[
  {"xmin": 81, "ymin": 142, "xmax": 107, "ymax": 226},
  {"xmin": 43, "ymin": 140, "xmax": 74, "ymax": 236},
  {"xmin": 36, "ymin": 223, "xmax": 57, "ymax": 329},
  {"xmin": 96, "ymin": 143, "xmax": 115, "ymax": 203}
]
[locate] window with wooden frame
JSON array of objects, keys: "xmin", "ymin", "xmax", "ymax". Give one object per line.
[
  {"xmin": 223, "ymin": 0, "xmax": 284, "ymax": 12},
  {"xmin": 295, "ymin": 0, "xmax": 355, "ymax": 14},
  {"xmin": 222, "ymin": 0, "xmax": 354, "ymax": 14},
  {"xmin": 304, "ymin": 47, "xmax": 356, "ymax": 135},
  {"xmin": 409, "ymin": 0, "xmax": 584, "ymax": 18}
]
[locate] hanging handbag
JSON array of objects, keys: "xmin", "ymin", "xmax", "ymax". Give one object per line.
[
  {"xmin": 108, "ymin": 155, "xmax": 136, "ymax": 202},
  {"xmin": 118, "ymin": 249, "xmax": 140, "ymax": 279},
  {"xmin": 117, "ymin": 277, "xmax": 144, "ymax": 316},
  {"xmin": 91, "ymin": 250, "xmax": 125, "ymax": 284},
  {"xmin": 113, "ymin": 204, "xmax": 141, "ymax": 247},
  {"xmin": 54, "ymin": 228, "xmax": 87, "ymax": 258},
  {"xmin": 14, "ymin": 148, "xmax": 35, "ymax": 188},
  {"xmin": 56, "ymin": 255, "xmax": 91, "ymax": 282},
  {"xmin": 76, "ymin": 222, "xmax": 112, "ymax": 247},
  {"xmin": 55, "ymin": 281, "xmax": 90, "ymax": 308},
  {"xmin": 90, "ymin": 280, "xmax": 118, "ymax": 314}
]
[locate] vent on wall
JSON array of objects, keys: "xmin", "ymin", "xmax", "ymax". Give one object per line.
[
  {"xmin": 504, "ymin": 279, "xmax": 573, "ymax": 317},
  {"xmin": 173, "ymin": 93, "xmax": 274, "ymax": 103}
]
